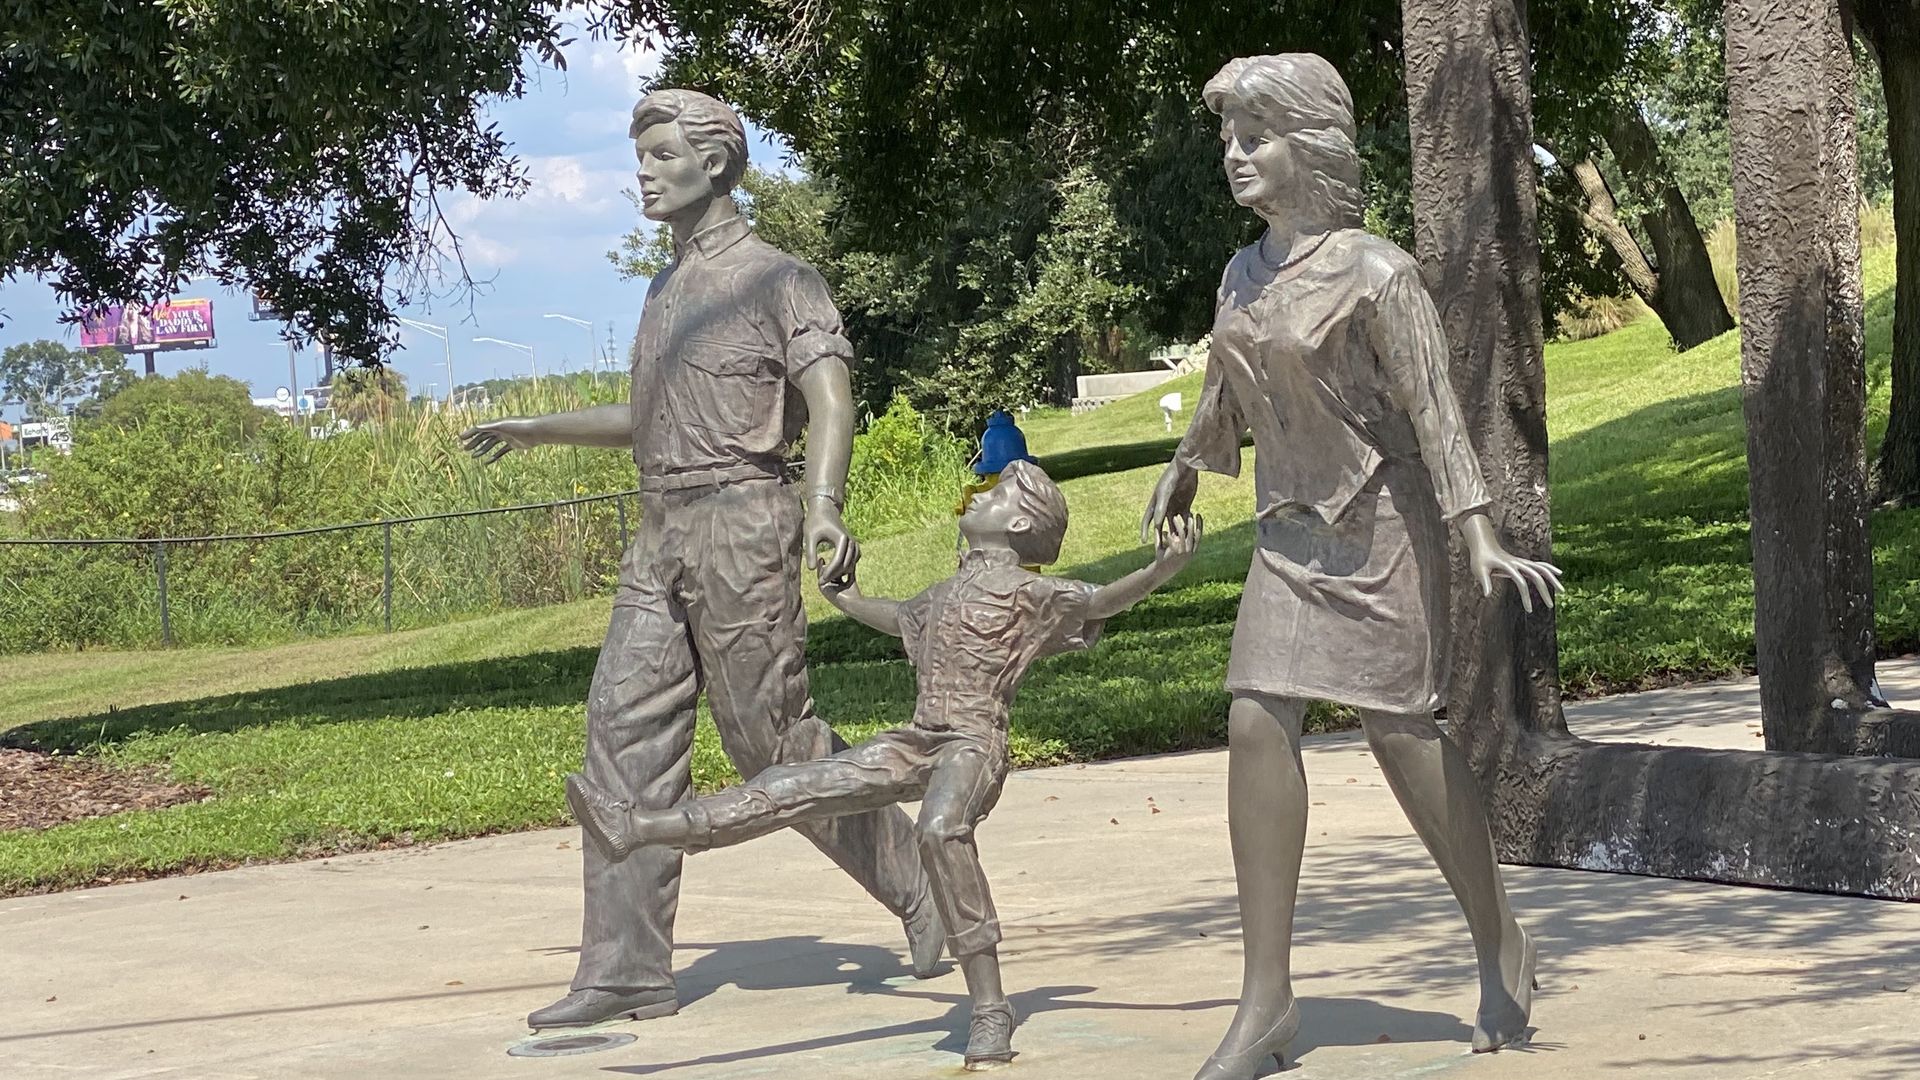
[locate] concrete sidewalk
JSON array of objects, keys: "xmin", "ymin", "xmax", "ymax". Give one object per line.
[{"xmin": 5, "ymin": 665, "xmax": 1920, "ymax": 1079}]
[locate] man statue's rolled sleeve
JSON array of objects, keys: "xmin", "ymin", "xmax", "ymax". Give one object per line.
[{"xmin": 780, "ymin": 265, "xmax": 856, "ymax": 381}]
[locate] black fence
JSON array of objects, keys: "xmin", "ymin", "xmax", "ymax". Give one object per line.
[{"xmin": 0, "ymin": 490, "xmax": 641, "ymax": 651}]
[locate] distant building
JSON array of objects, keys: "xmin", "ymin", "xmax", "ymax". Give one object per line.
[{"xmin": 1071, "ymin": 337, "xmax": 1210, "ymax": 415}]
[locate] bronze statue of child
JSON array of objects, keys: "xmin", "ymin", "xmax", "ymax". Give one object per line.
[{"xmin": 566, "ymin": 459, "xmax": 1200, "ymax": 1070}]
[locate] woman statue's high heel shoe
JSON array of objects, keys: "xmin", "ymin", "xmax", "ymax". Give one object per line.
[
  {"xmin": 1472, "ymin": 923, "xmax": 1538, "ymax": 1052},
  {"xmin": 1193, "ymin": 998, "xmax": 1300, "ymax": 1080}
]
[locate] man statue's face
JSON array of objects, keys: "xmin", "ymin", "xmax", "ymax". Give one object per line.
[{"xmin": 634, "ymin": 121, "xmax": 718, "ymax": 223}]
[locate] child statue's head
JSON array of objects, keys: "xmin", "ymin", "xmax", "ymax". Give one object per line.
[{"xmin": 958, "ymin": 459, "xmax": 1068, "ymax": 566}]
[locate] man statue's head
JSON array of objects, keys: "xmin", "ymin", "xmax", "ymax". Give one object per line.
[{"xmin": 629, "ymin": 89, "xmax": 748, "ymax": 223}]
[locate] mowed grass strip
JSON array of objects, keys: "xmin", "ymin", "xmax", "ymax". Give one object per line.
[
  {"xmin": 3, "ymin": 244, "xmax": 1916, "ymax": 894},
  {"xmin": 0, "ymin": 465, "xmax": 1268, "ymax": 894}
]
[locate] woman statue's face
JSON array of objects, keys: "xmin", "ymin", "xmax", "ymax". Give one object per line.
[{"xmin": 1220, "ymin": 105, "xmax": 1304, "ymax": 217}]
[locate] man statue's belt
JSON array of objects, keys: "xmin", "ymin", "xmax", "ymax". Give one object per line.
[{"xmin": 640, "ymin": 460, "xmax": 790, "ymax": 494}]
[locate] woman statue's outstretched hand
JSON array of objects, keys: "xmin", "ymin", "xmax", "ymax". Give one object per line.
[
  {"xmin": 1141, "ymin": 461, "xmax": 1199, "ymax": 545},
  {"xmin": 1460, "ymin": 513, "xmax": 1564, "ymax": 613}
]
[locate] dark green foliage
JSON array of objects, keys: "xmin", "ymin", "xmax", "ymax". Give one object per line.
[
  {"xmin": 610, "ymin": 160, "xmax": 1156, "ymax": 430},
  {"xmin": 1642, "ymin": 0, "xmax": 1735, "ymax": 226},
  {"xmin": 1, "ymin": 0, "xmax": 1760, "ymax": 382},
  {"xmin": 648, "ymin": 3, "xmax": 1396, "ymax": 423},
  {"xmin": 1637, "ymin": 1, "xmax": 1890, "ymax": 229},
  {"xmin": 1854, "ymin": 41, "xmax": 1896, "ymax": 206},
  {"xmin": 92, "ymin": 369, "xmax": 270, "ymax": 440},
  {"xmin": 640, "ymin": 0, "xmax": 1667, "ymax": 424}
]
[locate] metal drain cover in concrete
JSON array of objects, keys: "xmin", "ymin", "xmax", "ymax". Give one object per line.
[{"xmin": 506, "ymin": 1031, "xmax": 638, "ymax": 1058}]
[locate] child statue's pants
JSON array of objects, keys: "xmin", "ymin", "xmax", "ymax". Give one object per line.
[{"xmin": 681, "ymin": 724, "xmax": 1010, "ymax": 957}]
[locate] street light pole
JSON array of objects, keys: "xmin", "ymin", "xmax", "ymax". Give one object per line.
[
  {"xmin": 397, "ymin": 318, "xmax": 455, "ymax": 404},
  {"xmin": 286, "ymin": 339, "xmax": 299, "ymax": 418},
  {"xmin": 473, "ymin": 337, "xmax": 540, "ymax": 386},
  {"xmin": 544, "ymin": 313, "xmax": 599, "ymax": 376}
]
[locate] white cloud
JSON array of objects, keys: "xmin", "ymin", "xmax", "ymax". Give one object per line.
[
  {"xmin": 433, "ymin": 151, "xmax": 641, "ymax": 275},
  {"xmin": 460, "ymin": 233, "xmax": 520, "ymax": 268},
  {"xmin": 577, "ymin": 32, "xmax": 661, "ymax": 94},
  {"xmin": 565, "ymin": 107, "xmax": 632, "ymax": 141},
  {"xmin": 528, "ymin": 155, "xmax": 611, "ymax": 209},
  {"xmin": 449, "ymin": 153, "xmax": 632, "ymax": 220}
]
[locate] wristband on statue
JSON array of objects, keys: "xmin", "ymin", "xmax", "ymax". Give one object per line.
[{"xmin": 807, "ymin": 489, "xmax": 844, "ymax": 511}]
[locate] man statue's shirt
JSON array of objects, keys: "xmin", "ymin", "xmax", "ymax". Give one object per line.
[{"xmin": 629, "ymin": 214, "xmax": 856, "ymax": 479}]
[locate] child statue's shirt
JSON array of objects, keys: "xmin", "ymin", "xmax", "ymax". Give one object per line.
[{"xmin": 895, "ymin": 547, "xmax": 1106, "ymax": 736}]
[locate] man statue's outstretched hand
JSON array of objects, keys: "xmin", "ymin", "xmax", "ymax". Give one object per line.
[
  {"xmin": 459, "ymin": 418, "xmax": 538, "ymax": 464},
  {"xmin": 1141, "ymin": 461, "xmax": 1199, "ymax": 545}
]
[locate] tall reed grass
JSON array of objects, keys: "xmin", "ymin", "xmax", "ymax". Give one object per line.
[
  {"xmin": 3, "ymin": 377, "xmax": 971, "ymax": 652},
  {"xmin": 1554, "ymin": 292, "xmax": 1651, "ymax": 342},
  {"xmin": 1700, "ymin": 197, "xmax": 1893, "ymax": 317}
]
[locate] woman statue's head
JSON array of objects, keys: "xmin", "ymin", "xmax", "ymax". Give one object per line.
[{"xmin": 1203, "ymin": 54, "xmax": 1364, "ymax": 230}]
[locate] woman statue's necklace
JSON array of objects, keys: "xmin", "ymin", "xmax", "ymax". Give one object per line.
[{"xmin": 1258, "ymin": 229, "xmax": 1333, "ymax": 272}]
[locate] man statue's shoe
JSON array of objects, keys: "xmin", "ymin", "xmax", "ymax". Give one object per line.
[
  {"xmin": 565, "ymin": 773, "xmax": 634, "ymax": 860},
  {"xmin": 903, "ymin": 894, "xmax": 946, "ymax": 978},
  {"xmin": 527, "ymin": 987, "xmax": 678, "ymax": 1029},
  {"xmin": 963, "ymin": 1000, "xmax": 1018, "ymax": 1070}
]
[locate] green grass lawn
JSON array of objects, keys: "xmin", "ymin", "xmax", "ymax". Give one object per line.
[
  {"xmin": 1546, "ymin": 246, "xmax": 1920, "ymax": 690},
  {"xmin": 2, "ymin": 245, "xmax": 1913, "ymax": 895}
]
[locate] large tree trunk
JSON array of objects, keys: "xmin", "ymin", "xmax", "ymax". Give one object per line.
[
  {"xmin": 1604, "ymin": 108, "xmax": 1739, "ymax": 350},
  {"xmin": 1726, "ymin": 0, "xmax": 1883, "ymax": 754},
  {"xmin": 1858, "ymin": 4, "xmax": 1920, "ymax": 505},
  {"xmin": 1557, "ymin": 156, "xmax": 1666, "ymax": 307},
  {"xmin": 1401, "ymin": 0, "xmax": 1920, "ymax": 899},
  {"xmin": 1404, "ymin": 0, "xmax": 1564, "ymax": 769}
]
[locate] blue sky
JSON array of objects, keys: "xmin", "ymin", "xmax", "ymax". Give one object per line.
[{"xmin": 0, "ymin": 30, "xmax": 790, "ymax": 420}]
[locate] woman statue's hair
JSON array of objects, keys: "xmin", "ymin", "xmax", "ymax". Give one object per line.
[{"xmin": 1203, "ymin": 54, "xmax": 1365, "ymax": 228}]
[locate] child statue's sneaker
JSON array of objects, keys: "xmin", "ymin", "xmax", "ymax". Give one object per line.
[
  {"xmin": 565, "ymin": 773, "xmax": 634, "ymax": 859},
  {"xmin": 964, "ymin": 1000, "xmax": 1018, "ymax": 1070}
]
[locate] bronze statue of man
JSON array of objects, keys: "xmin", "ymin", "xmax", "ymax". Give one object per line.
[{"xmin": 461, "ymin": 88, "xmax": 942, "ymax": 1030}]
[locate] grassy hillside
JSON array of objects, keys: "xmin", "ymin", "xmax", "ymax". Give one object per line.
[{"xmin": 1, "ymin": 244, "xmax": 1912, "ymax": 894}]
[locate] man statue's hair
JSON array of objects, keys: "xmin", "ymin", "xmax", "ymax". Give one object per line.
[{"xmin": 630, "ymin": 89, "xmax": 749, "ymax": 194}]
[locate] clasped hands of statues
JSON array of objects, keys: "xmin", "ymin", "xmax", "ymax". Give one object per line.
[{"xmin": 1141, "ymin": 459, "xmax": 1563, "ymax": 610}]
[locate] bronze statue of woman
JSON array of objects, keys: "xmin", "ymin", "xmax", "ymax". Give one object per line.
[{"xmin": 1140, "ymin": 54, "xmax": 1562, "ymax": 1079}]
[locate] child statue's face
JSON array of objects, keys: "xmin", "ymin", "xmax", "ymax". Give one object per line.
[{"xmin": 958, "ymin": 479, "xmax": 1029, "ymax": 546}]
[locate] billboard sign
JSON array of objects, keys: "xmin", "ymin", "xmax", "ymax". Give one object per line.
[
  {"xmin": 80, "ymin": 299, "xmax": 215, "ymax": 352},
  {"xmin": 250, "ymin": 294, "xmax": 289, "ymax": 322}
]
